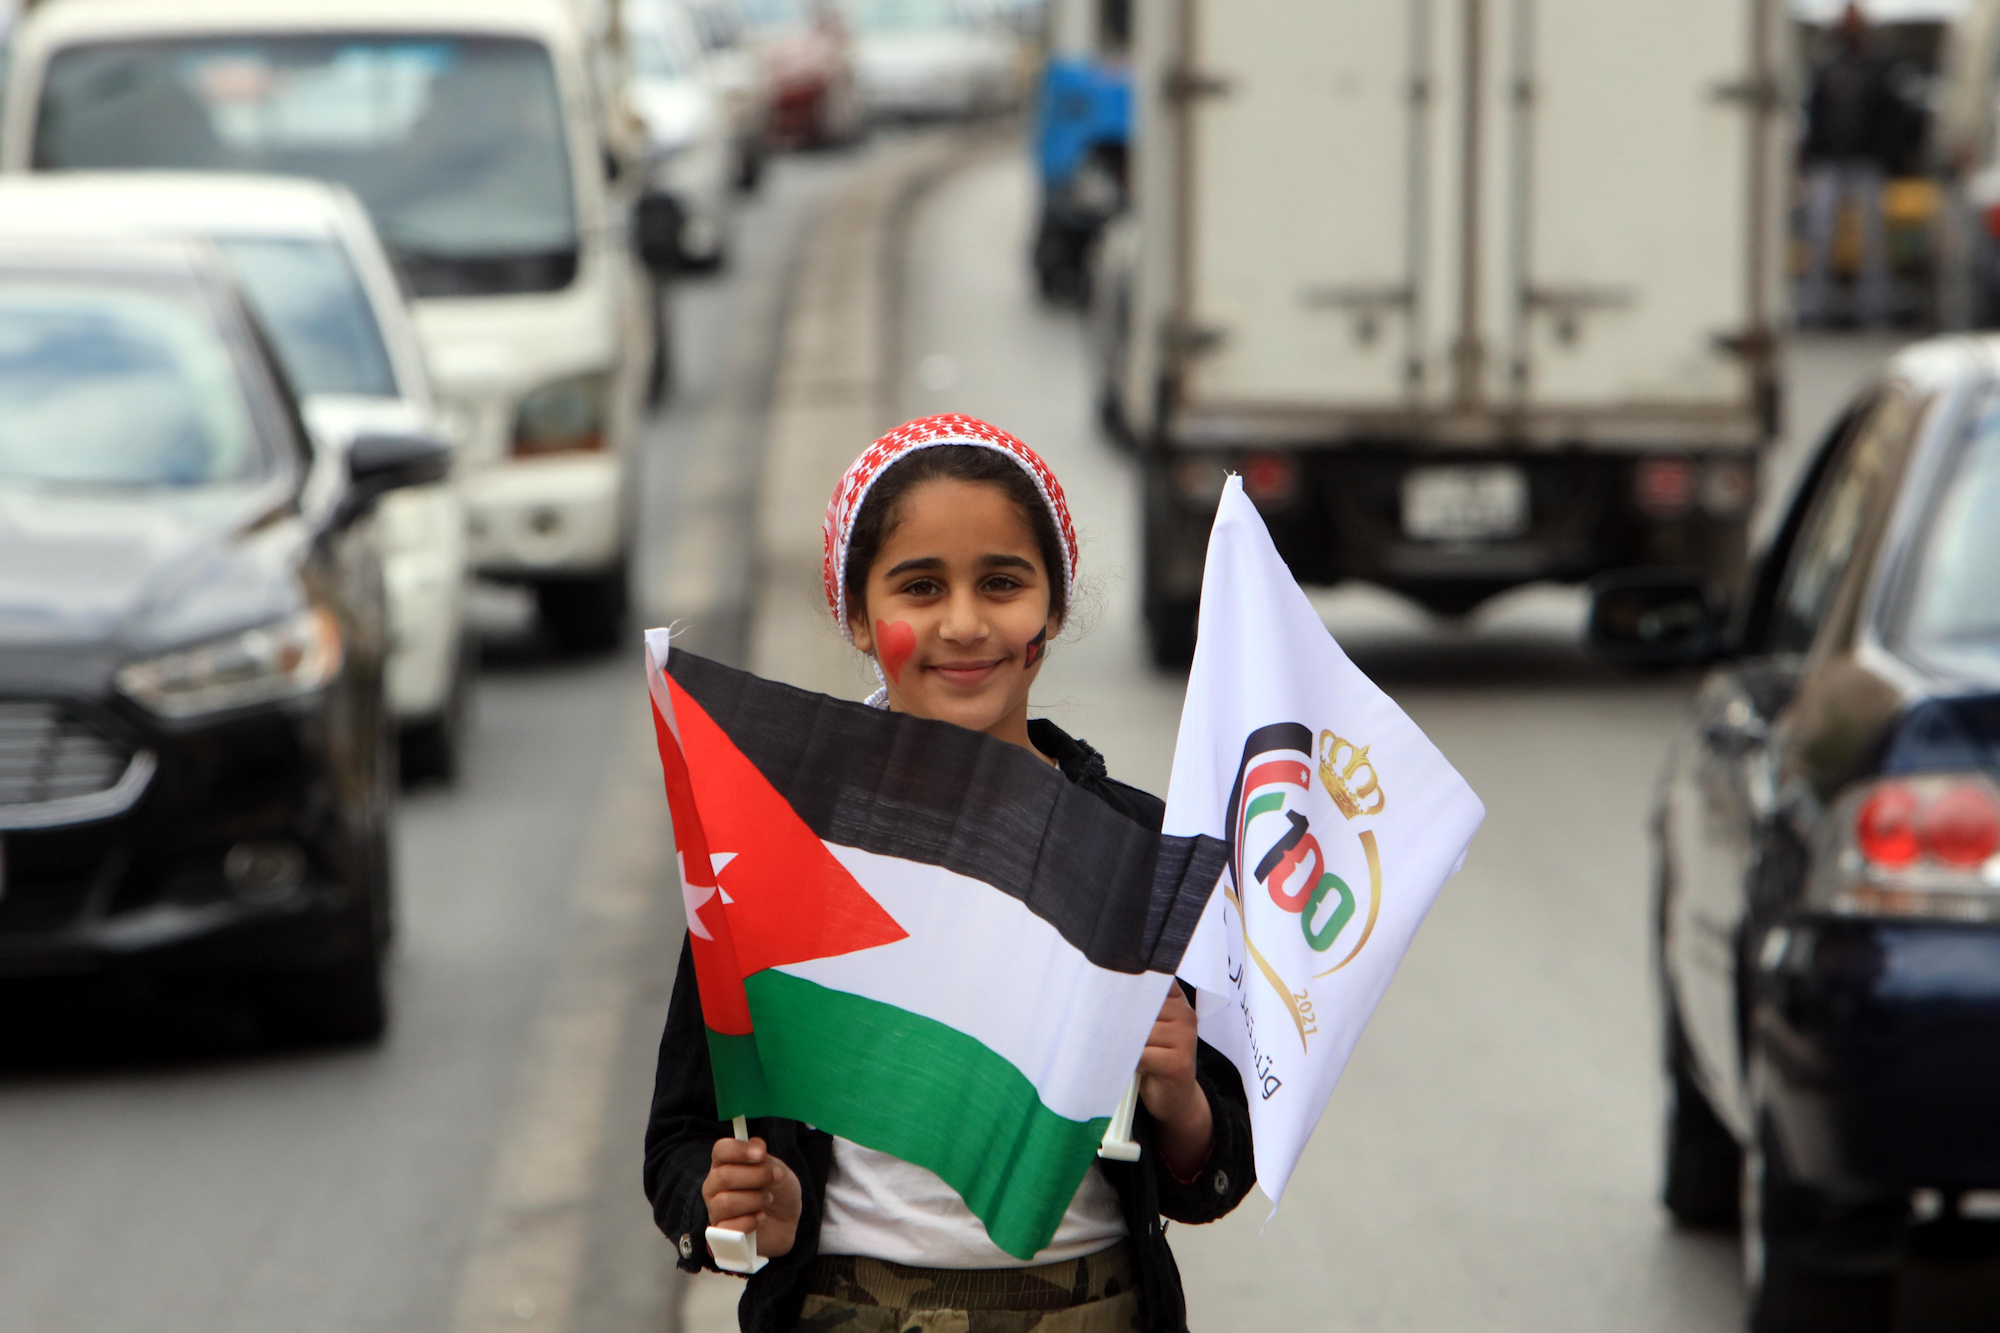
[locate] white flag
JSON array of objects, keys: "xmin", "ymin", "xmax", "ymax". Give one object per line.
[{"xmin": 1167, "ymin": 477, "xmax": 1485, "ymax": 1205}]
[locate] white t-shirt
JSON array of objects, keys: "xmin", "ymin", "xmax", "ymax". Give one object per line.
[{"xmin": 817, "ymin": 1137, "xmax": 1127, "ymax": 1268}]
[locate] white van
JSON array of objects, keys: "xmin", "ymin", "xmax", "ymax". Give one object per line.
[{"xmin": 3, "ymin": 0, "xmax": 666, "ymax": 652}]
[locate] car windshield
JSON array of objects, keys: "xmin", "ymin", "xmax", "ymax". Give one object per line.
[
  {"xmin": 847, "ymin": 0, "xmax": 969, "ymax": 31},
  {"xmin": 1903, "ymin": 398, "xmax": 2000, "ymax": 676},
  {"xmin": 739, "ymin": 0, "xmax": 811, "ymax": 31},
  {"xmin": 215, "ymin": 237, "xmax": 398, "ymax": 398},
  {"xmin": 34, "ymin": 35, "xmax": 577, "ymax": 297},
  {"xmin": 0, "ymin": 278, "xmax": 264, "ymax": 488},
  {"xmin": 630, "ymin": 20, "xmax": 697, "ymax": 82}
]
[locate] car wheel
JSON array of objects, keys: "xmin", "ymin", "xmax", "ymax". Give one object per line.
[
  {"xmin": 536, "ymin": 562, "xmax": 629, "ymax": 655},
  {"xmin": 1741, "ymin": 1120, "xmax": 1896, "ymax": 1333},
  {"xmin": 1663, "ymin": 1018, "xmax": 1740, "ymax": 1228},
  {"xmin": 400, "ymin": 634, "xmax": 475, "ymax": 784}
]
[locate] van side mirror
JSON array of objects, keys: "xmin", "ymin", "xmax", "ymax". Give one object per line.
[
  {"xmin": 342, "ymin": 429, "xmax": 452, "ymax": 522},
  {"xmin": 1586, "ymin": 569, "xmax": 1723, "ymax": 667},
  {"xmin": 634, "ymin": 192, "xmax": 682, "ymax": 276}
]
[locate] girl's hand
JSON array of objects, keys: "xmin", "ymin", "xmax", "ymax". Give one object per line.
[
  {"xmin": 1137, "ymin": 985, "xmax": 1215, "ymax": 1180},
  {"xmin": 701, "ymin": 1136, "xmax": 802, "ymax": 1259}
]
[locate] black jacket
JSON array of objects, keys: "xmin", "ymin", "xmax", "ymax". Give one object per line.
[{"xmin": 643, "ymin": 719, "xmax": 1255, "ymax": 1332}]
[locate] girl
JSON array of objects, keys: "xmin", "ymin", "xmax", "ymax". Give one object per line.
[{"xmin": 644, "ymin": 415, "xmax": 1254, "ymax": 1332}]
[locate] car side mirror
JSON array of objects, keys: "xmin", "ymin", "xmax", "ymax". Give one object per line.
[
  {"xmin": 1586, "ymin": 569, "xmax": 1723, "ymax": 668},
  {"xmin": 634, "ymin": 191, "xmax": 682, "ymax": 277},
  {"xmin": 342, "ymin": 429, "xmax": 452, "ymax": 522}
]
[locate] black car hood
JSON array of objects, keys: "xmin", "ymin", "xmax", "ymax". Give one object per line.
[{"xmin": 0, "ymin": 484, "xmax": 306, "ymax": 696}]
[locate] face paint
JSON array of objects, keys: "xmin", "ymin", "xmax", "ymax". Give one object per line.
[
  {"xmin": 1024, "ymin": 625, "xmax": 1047, "ymax": 668},
  {"xmin": 876, "ymin": 619, "xmax": 917, "ymax": 683}
]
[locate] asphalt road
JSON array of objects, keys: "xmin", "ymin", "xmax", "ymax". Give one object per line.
[
  {"xmin": 885, "ymin": 153, "xmax": 1941, "ymax": 1332},
  {"xmin": 0, "ymin": 123, "xmax": 1956, "ymax": 1333},
  {"xmin": 0, "ymin": 142, "xmax": 865, "ymax": 1333}
]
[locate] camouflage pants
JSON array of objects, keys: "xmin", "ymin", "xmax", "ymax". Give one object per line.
[{"xmin": 795, "ymin": 1241, "xmax": 1142, "ymax": 1333}]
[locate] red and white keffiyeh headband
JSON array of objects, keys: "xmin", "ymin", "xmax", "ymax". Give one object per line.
[{"xmin": 822, "ymin": 413, "xmax": 1077, "ymax": 643}]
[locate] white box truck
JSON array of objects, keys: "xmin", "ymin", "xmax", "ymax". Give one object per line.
[{"xmin": 1110, "ymin": 0, "xmax": 1788, "ymax": 663}]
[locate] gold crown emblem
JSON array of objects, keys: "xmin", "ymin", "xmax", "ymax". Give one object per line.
[{"xmin": 1318, "ymin": 730, "xmax": 1385, "ymax": 819}]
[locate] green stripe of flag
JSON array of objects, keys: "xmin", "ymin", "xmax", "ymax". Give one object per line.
[{"xmin": 705, "ymin": 969, "xmax": 1112, "ymax": 1260}]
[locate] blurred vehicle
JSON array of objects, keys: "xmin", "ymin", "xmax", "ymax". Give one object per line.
[
  {"xmin": 1030, "ymin": 0, "xmax": 1129, "ymax": 300},
  {"xmin": 0, "ymin": 173, "xmax": 476, "ymax": 781},
  {"xmin": 841, "ymin": 0, "xmax": 1018, "ymax": 121},
  {"xmin": 0, "ymin": 237, "xmax": 447, "ymax": 1040},
  {"xmin": 738, "ymin": 0, "xmax": 863, "ymax": 147},
  {"xmin": 626, "ymin": 0, "xmax": 738, "ymax": 267},
  {"xmin": 3, "ymin": 0, "xmax": 672, "ymax": 654},
  {"xmin": 1109, "ymin": 0, "xmax": 1788, "ymax": 666},
  {"xmin": 677, "ymin": 0, "xmax": 775, "ymax": 189},
  {"xmin": 1595, "ymin": 335, "xmax": 2000, "ymax": 1332}
]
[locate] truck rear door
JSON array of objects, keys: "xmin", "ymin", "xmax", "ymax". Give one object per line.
[
  {"xmin": 1178, "ymin": 0, "xmax": 1433, "ymax": 414},
  {"xmin": 1167, "ymin": 0, "xmax": 1777, "ymax": 439},
  {"xmin": 1503, "ymin": 0, "xmax": 1772, "ymax": 428}
]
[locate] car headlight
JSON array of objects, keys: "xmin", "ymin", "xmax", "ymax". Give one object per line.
[
  {"xmin": 117, "ymin": 608, "xmax": 344, "ymax": 718},
  {"xmin": 512, "ymin": 372, "xmax": 614, "ymax": 457}
]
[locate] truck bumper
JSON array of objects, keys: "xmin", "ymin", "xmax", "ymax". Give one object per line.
[{"xmin": 1145, "ymin": 446, "xmax": 1755, "ymax": 614}]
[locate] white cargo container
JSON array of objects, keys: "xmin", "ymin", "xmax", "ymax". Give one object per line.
[{"xmin": 1111, "ymin": 0, "xmax": 1788, "ymax": 663}]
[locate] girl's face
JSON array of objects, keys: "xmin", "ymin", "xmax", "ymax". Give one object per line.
[{"xmin": 849, "ymin": 478, "xmax": 1060, "ymax": 745}]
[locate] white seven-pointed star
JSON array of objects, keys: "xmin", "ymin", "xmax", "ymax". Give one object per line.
[{"xmin": 680, "ymin": 851, "xmax": 741, "ymax": 939}]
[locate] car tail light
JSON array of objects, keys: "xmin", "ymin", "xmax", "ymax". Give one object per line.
[
  {"xmin": 1814, "ymin": 774, "xmax": 2000, "ymax": 920},
  {"xmin": 1855, "ymin": 782, "xmax": 1922, "ymax": 867},
  {"xmin": 1984, "ymin": 201, "xmax": 2000, "ymax": 242},
  {"xmin": 1923, "ymin": 784, "xmax": 2000, "ymax": 867}
]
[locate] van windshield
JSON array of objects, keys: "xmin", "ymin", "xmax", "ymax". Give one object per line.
[
  {"xmin": 34, "ymin": 35, "xmax": 578, "ymax": 298},
  {"xmin": 1902, "ymin": 397, "xmax": 2000, "ymax": 678}
]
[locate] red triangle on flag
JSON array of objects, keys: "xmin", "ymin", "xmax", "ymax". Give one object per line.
[{"xmin": 658, "ymin": 674, "xmax": 908, "ymax": 1020}]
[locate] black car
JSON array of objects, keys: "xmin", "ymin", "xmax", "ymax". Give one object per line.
[
  {"xmin": 0, "ymin": 238, "xmax": 445, "ymax": 1041},
  {"xmin": 1593, "ymin": 339, "xmax": 2000, "ymax": 1331}
]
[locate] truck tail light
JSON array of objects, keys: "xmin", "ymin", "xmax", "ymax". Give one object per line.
[
  {"xmin": 1634, "ymin": 456, "xmax": 1696, "ymax": 519},
  {"xmin": 1815, "ymin": 774, "xmax": 2000, "ymax": 920},
  {"xmin": 1241, "ymin": 452, "xmax": 1300, "ymax": 506}
]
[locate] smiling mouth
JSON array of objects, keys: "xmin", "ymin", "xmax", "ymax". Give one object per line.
[{"xmin": 928, "ymin": 658, "xmax": 1007, "ymax": 685}]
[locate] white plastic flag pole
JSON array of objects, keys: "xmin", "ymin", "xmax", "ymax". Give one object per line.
[
  {"xmin": 705, "ymin": 1115, "xmax": 771, "ymax": 1274},
  {"xmin": 1097, "ymin": 1072, "xmax": 1143, "ymax": 1161}
]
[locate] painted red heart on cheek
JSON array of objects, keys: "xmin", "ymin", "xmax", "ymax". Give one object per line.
[{"xmin": 876, "ymin": 619, "xmax": 916, "ymax": 683}]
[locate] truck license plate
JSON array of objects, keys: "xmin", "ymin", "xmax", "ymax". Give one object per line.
[{"xmin": 1401, "ymin": 466, "xmax": 1529, "ymax": 541}]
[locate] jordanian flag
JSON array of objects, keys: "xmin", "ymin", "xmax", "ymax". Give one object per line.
[{"xmin": 644, "ymin": 632, "xmax": 1226, "ymax": 1260}]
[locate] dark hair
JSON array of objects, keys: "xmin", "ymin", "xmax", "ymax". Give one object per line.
[{"xmin": 843, "ymin": 445, "xmax": 1068, "ymax": 628}]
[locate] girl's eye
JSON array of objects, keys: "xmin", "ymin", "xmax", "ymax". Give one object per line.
[
  {"xmin": 981, "ymin": 575, "xmax": 1022, "ymax": 594},
  {"xmin": 899, "ymin": 577, "xmax": 943, "ymax": 597}
]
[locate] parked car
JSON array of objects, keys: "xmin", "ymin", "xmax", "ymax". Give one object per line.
[
  {"xmin": 0, "ymin": 172, "xmax": 475, "ymax": 781},
  {"xmin": 1596, "ymin": 335, "xmax": 2000, "ymax": 1331},
  {"xmin": 842, "ymin": 0, "xmax": 1019, "ymax": 120},
  {"xmin": 738, "ymin": 0, "xmax": 863, "ymax": 147},
  {"xmin": 0, "ymin": 237, "xmax": 447, "ymax": 1040},
  {"xmin": 626, "ymin": 0, "xmax": 738, "ymax": 268},
  {"xmin": 676, "ymin": 0, "xmax": 775, "ymax": 190},
  {"xmin": 4, "ymin": 0, "xmax": 672, "ymax": 654}
]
